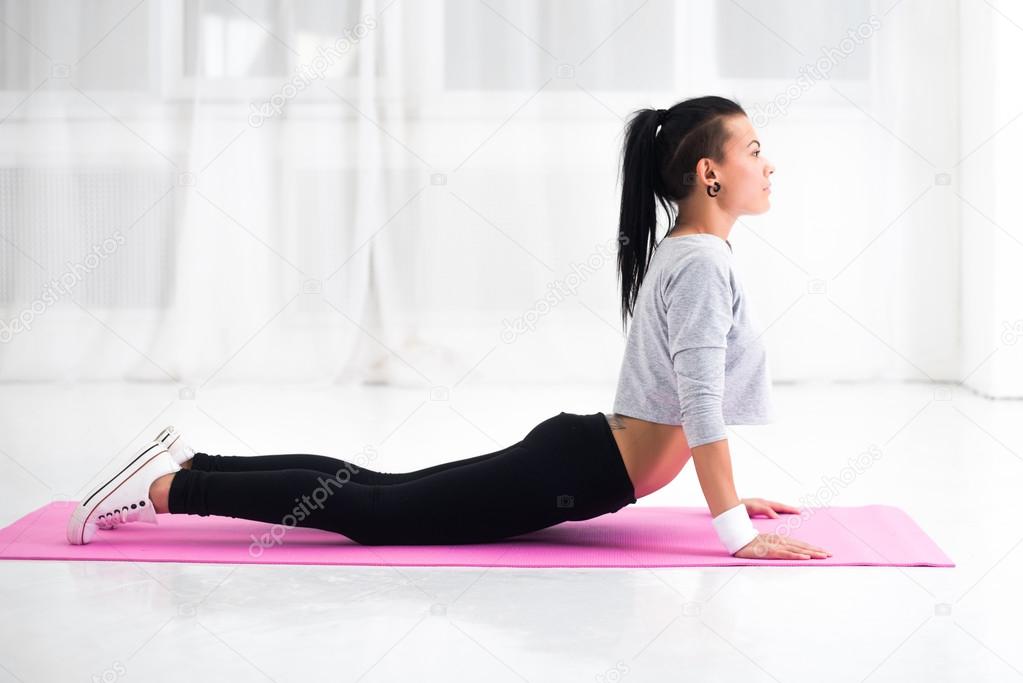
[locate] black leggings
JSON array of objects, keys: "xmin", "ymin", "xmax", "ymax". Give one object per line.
[{"xmin": 167, "ymin": 411, "xmax": 637, "ymax": 546}]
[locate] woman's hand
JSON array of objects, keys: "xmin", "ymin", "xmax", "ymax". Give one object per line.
[
  {"xmin": 733, "ymin": 532, "xmax": 831, "ymax": 560},
  {"xmin": 740, "ymin": 497, "xmax": 800, "ymax": 519},
  {"xmin": 735, "ymin": 498, "xmax": 832, "ymax": 559}
]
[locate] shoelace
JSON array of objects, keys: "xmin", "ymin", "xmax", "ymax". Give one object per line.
[{"xmin": 96, "ymin": 499, "xmax": 148, "ymax": 529}]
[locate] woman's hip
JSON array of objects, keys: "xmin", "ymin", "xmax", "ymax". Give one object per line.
[{"xmin": 520, "ymin": 411, "xmax": 637, "ymax": 520}]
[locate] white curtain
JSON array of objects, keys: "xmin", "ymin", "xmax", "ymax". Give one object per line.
[
  {"xmin": 0, "ymin": 0, "xmax": 1019, "ymax": 397},
  {"xmin": 0, "ymin": 0, "xmax": 427, "ymax": 386}
]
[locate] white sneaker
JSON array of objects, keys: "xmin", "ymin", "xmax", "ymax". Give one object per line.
[
  {"xmin": 153, "ymin": 425, "xmax": 196, "ymax": 467},
  {"xmin": 66, "ymin": 442, "xmax": 180, "ymax": 545}
]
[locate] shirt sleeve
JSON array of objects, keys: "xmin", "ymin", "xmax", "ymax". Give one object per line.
[{"xmin": 664, "ymin": 253, "xmax": 733, "ymax": 448}]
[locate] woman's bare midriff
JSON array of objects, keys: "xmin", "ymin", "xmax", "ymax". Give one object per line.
[{"xmin": 603, "ymin": 413, "xmax": 693, "ymax": 499}]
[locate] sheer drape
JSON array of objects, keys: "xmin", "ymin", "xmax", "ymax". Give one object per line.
[
  {"xmin": 0, "ymin": 0, "xmax": 415, "ymax": 385},
  {"xmin": 0, "ymin": 0, "xmax": 1017, "ymax": 396}
]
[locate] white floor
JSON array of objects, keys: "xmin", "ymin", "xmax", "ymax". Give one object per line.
[{"xmin": 0, "ymin": 380, "xmax": 1018, "ymax": 682}]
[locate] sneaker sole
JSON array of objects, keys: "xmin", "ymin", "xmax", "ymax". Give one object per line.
[{"xmin": 67, "ymin": 441, "xmax": 168, "ymax": 545}]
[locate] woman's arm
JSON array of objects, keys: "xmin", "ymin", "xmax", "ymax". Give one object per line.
[
  {"xmin": 691, "ymin": 437, "xmax": 758, "ymax": 553},
  {"xmin": 689, "ymin": 438, "xmax": 740, "ymax": 518},
  {"xmin": 692, "ymin": 435, "xmax": 832, "ymax": 560}
]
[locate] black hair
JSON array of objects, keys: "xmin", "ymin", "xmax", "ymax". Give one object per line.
[{"xmin": 615, "ymin": 95, "xmax": 747, "ymax": 333}]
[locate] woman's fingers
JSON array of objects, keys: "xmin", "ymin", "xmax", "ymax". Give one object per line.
[
  {"xmin": 785, "ymin": 540, "xmax": 830, "ymax": 556},
  {"xmin": 796, "ymin": 540, "xmax": 830, "ymax": 554},
  {"xmin": 769, "ymin": 533, "xmax": 828, "ymax": 554},
  {"xmin": 736, "ymin": 533, "xmax": 832, "ymax": 560},
  {"xmin": 781, "ymin": 550, "xmax": 812, "ymax": 559},
  {"xmin": 756, "ymin": 499, "xmax": 799, "ymax": 514},
  {"xmin": 778, "ymin": 543, "xmax": 824, "ymax": 559},
  {"xmin": 757, "ymin": 544, "xmax": 811, "ymax": 560}
]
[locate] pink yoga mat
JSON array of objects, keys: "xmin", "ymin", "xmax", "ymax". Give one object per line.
[{"xmin": 0, "ymin": 502, "xmax": 953, "ymax": 568}]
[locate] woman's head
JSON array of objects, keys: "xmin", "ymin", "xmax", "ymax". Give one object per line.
[{"xmin": 615, "ymin": 95, "xmax": 774, "ymax": 330}]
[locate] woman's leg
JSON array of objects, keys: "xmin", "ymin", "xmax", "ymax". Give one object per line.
[
  {"xmin": 167, "ymin": 435, "xmax": 598, "ymax": 546},
  {"xmin": 164, "ymin": 412, "xmax": 636, "ymax": 546},
  {"xmin": 186, "ymin": 441, "xmax": 524, "ymax": 485}
]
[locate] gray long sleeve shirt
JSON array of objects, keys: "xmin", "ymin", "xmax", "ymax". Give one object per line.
[{"xmin": 612, "ymin": 233, "xmax": 775, "ymax": 448}]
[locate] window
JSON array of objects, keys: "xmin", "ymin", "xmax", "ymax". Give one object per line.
[{"xmin": 443, "ymin": 0, "xmax": 675, "ymax": 91}]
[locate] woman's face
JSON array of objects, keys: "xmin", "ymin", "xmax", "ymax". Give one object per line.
[{"xmin": 717, "ymin": 115, "xmax": 775, "ymax": 216}]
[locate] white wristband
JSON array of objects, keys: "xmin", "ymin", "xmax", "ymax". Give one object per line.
[{"xmin": 712, "ymin": 503, "xmax": 759, "ymax": 555}]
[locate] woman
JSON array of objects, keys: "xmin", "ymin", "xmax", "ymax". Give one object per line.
[{"xmin": 67, "ymin": 95, "xmax": 830, "ymax": 561}]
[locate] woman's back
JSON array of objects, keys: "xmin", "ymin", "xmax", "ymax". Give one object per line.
[{"xmin": 608, "ymin": 230, "xmax": 775, "ymax": 497}]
